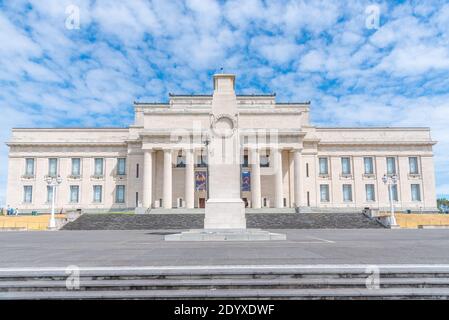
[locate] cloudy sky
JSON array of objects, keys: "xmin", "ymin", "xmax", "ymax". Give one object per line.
[{"xmin": 0, "ymin": 0, "xmax": 449, "ymax": 206}]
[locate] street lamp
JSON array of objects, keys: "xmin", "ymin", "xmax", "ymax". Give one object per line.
[
  {"xmin": 45, "ymin": 175, "xmax": 62, "ymax": 230},
  {"xmin": 382, "ymin": 174, "xmax": 398, "ymax": 226}
]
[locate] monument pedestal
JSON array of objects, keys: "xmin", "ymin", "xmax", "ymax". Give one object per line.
[
  {"xmin": 165, "ymin": 228, "xmax": 286, "ymax": 241},
  {"xmin": 204, "ymin": 199, "xmax": 245, "ymax": 229}
]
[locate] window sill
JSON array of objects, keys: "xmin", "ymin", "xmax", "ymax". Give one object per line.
[
  {"xmin": 363, "ymin": 174, "xmax": 376, "ymax": 179},
  {"xmin": 408, "ymin": 174, "xmax": 421, "ymax": 179},
  {"xmin": 21, "ymin": 175, "xmax": 35, "ymax": 180}
]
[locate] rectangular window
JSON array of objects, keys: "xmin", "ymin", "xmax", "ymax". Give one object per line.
[
  {"xmin": 70, "ymin": 186, "xmax": 80, "ymax": 203},
  {"xmin": 320, "ymin": 185, "xmax": 330, "ymax": 202},
  {"xmin": 389, "ymin": 184, "xmax": 399, "ymax": 201},
  {"xmin": 409, "ymin": 157, "xmax": 419, "ymax": 174},
  {"xmin": 366, "ymin": 184, "xmax": 375, "ymax": 201},
  {"xmin": 411, "ymin": 184, "xmax": 421, "ymax": 201},
  {"xmin": 25, "ymin": 158, "xmax": 35, "ymax": 176},
  {"xmin": 116, "ymin": 185, "xmax": 125, "ymax": 203},
  {"xmin": 319, "ymin": 157, "xmax": 328, "ymax": 175},
  {"xmin": 136, "ymin": 164, "xmax": 140, "ymax": 178},
  {"xmin": 48, "ymin": 158, "xmax": 58, "ymax": 177},
  {"xmin": 306, "ymin": 163, "xmax": 309, "ymax": 177},
  {"xmin": 260, "ymin": 154, "xmax": 270, "ymax": 167},
  {"xmin": 386, "ymin": 157, "xmax": 396, "ymax": 175},
  {"xmin": 196, "ymin": 155, "xmax": 208, "ymax": 167},
  {"xmin": 94, "ymin": 158, "xmax": 104, "ymax": 176},
  {"xmin": 117, "ymin": 158, "xmax": 126, "ymax": 175},
  {"xmin": 93, "ymin": 185, "xmax": 102, "ymax": 203},
  {"xmin": 242, "ymin": 155, "xmax": 249, "ymax": 168},
  {"xmin": 23, "ymin": 186, "xmax": 32, "ymax": 203},
  {"xmin": 47, "ymin": 186, "xmax": 54, "ymax": 203},
  {"xmin": 176, "ymin": 154, "xmax": 186, "ymax": 168},
  {"xmin": 364, "ymin": 157, "xmax": 374, "ymax": 175},
  {"xmin": 343, "ymin": 184, "xmax": 353, "ymax": 202},
  {"xmin": 341, "ymin": 157, "xmax": 351, "ymax": 175},
  {"xmin": 71, "ymin": 158, "xmax": 81, "ymax": 176}
]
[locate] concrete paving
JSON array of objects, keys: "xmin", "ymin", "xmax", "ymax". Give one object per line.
[{"xmin": 1, "ymin": 229, "xmax": 449, "ymax": 268}]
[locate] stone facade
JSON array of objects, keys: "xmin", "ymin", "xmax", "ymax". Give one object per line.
[{"xmin": 5, "ymin": 75, "xmax": 438, "ymax": 213}]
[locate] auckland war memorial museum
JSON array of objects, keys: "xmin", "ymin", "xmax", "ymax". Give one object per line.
[{"xmin": 6, "ymin": 74, "xmax": 438, "ymax": 214}]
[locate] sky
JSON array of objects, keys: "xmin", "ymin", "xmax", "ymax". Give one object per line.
[{"xmin": 0, "ymin": 0, "xmax": 449, "ymax": 206}]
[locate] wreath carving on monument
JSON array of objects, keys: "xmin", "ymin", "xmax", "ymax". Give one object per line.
[{"xmin": 210, "ymin": 113, "xmax": 237, "ymax": 138}]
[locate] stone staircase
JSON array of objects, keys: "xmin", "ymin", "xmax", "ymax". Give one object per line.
[
  {"xmin": 63, "ymin": 212, "xmax": 383, "ymax": 230},
  {"xmin": 1, "ymin": 265, "xmax": 449, "ymax": 299}
]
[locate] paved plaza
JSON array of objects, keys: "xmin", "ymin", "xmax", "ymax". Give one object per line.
[{"xmin": 1, "ymin": 229, "xmax": 449, "ymax": 268}]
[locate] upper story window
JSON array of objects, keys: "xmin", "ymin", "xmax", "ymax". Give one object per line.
[
  {"xmin": 409, "ymin": 157, "xmax": 419, "ymax": 174},
  {"xmin": 70, "ymin": 186, "xmax": 80, "ymax": 203},
  {"xmin": 365, "ymin": 184, "xmax": 375, "ymax": 201},
  {"xmin": 25, "ymin": 158, "xmax": 35, "ymax": 176},
  {"xmin": 242, "ymin": 155, "xmax": 249, "ymax": 168},
  {"xmin": 94, "ymin": 158, "xmax": 104, "ymax": 176},
  {"xmin": 117, "ymin": 158, "xmax": 126, "ymax": 175},
  {"xmin": 71, "ymin": 158, "xmax": 81, "ymax": 176},
  {"xmin": 386, "ymin": 157, "xmax": 396, "ymax": 175},
  {"xmin": 196, "ymin": 154, "xmax": 207, "ymax": 167},
  {"xmin": 260, "ymin": 154, "xmax": 270, "ymax": 167},
  {"xmin": 389, "ymin": 184, "xmax": 399, "ymax": 201},
  {"xmin": 341, "ymin": 157, "xmax": 351, "ymax": 175},
  {"xmin": 48, "ymin": 158, "xmax": 58, "ymax": 177},
  {"xmin": 319, "ymin": 157, "xmax": 328, "ymax": 175},
  {"xmin": 176, "ymin": 152, "xmax": 186, "ymax": 168},
  {"xmin": 364, "ymin": 157, "xmax": 374, "ymax": 175}
]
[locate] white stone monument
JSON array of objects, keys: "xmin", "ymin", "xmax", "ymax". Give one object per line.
[{"xmin": 165, "ymin": 74, "xmax": 285, "ymax": 241}]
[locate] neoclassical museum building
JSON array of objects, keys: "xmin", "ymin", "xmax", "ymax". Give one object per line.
[{"xmin": 6, "ymin": 74, "xmax": 438, "ymax": 213}]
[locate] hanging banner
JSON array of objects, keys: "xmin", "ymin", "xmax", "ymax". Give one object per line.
[
  {"xmin": 242, "ymin": 171, "xmax": 251, "ymax": 191},
  {"xmin": 195, "ymin": 171, "xmax": 207, "ymax": 191}
]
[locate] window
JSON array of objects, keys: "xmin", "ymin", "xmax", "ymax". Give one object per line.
[
  {"xmin": 386, "ymin": 157, "xmax": 396, "ymax": 175},
  {"xmin": 116, "ymin": 185, "xmax": 125, "ymax": 203},
  {"xmin": 320, "ymin": 185, "xmax": 330, "ymax": 202},
  {"xmin": 176, "ymin": 154, "xmax": 186, "ymax": 168},
  {"xmin": 117, "ymin": 158, "xmax": 126, "ymax": 175},
  {"xmin": 136, "ymin": 164, "xmax": 140, "ymax": 178},
  {"xmin": 93, "ymin": 185, "xmax": 102, "ymax": 203},
  {"xmin": 48, "ymin": 158, "xmax": 58, "ymax": 177},
  {"xmin": 260, "ymin": 154, "xmax": 270, "ymax": 167},
  {"xmin": 411, "ymin": 184, "xmax": 421, "ymax": 201},
  {"xmin": 70, "ymin": 186, "xmax": 79, "ymax": 203},
  {"xmin": 366, "ymin": 184, "xmax": 375, "ymax": 201},
  {"xmin": 71, "ymin": 158, "xmax": 81, "ymax": 176},
  {"xmin": 25, "ymin": 158, "xmax": 35, "ymax": 176},
  {"xmin": 196, "ymin": 154, "xmax": 208, "ymax": 167},
  {"xmin": 389, "ymin": 184, "xmax": 399, "ymax": 201},
  {"xmin": 242, "ymin": 155, "xmax": 249, "ymax": 168},
  {"xmin": 306, "ymin": 163, "xmax": 309, "ymax": 177},
  {"xmin": 364, "ymin": 157, "xmax": 374, "ymax": 175},
  {"xmin": 23, "ymin": 186, "xmax": 32, "ymax": 203},
  {"xmin": 341, "ymin": 157, "xmax": 351, "ymax": 175},
  {"xmin": 135, "ymin": 192, "xmax": 139, "ymax": 207},
  {"xmin": 94, "ymin": 158, "xmax": 104, "ymax": 176},
  {"xmin": 409, "ymin": 157, "xmax": 419, "ymax": 174},
  {"xmin": 319, "ymin": 157, "xmax": 328, "ymax": 175},
  {"xmin": 47, "ymin": 186, "xmax": 54, "ymax": 203},
  {"xmin": 343, "ymin": 184, "xmax": 353, "ymax": 202}
]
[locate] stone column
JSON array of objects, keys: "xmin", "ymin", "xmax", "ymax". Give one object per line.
[
  {"xmin": 163, "ymin": 148, "xmax": 172, "ymax": 209},
  {"xmin": 250, "ymin": 148, "xmax": 261, "ymax": 209},
  {"xmin": 273, "ymin": 148, "xmax": 283, "ymax": 208},
  {"xmin": 185, "ymin": 149, "xmax": 195, "ymax": 209},
  {"xmin": 292, "ymin": 149, "xmax": 301, "ymax": 208},
  {"xmin": 142, "ymin": 150, "xmax": 153, "ymax": 208}
]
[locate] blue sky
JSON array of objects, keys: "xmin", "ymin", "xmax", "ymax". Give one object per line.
[{"xmin": 0, "ymin": 0, "xmax": 449, "ymax": 206}]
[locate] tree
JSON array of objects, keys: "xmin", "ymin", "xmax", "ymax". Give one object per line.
[{"xmin": 437, "ymin": 198, "xmax": 449, "ymax": 213}]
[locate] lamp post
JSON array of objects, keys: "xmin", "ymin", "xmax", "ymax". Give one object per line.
[
  {"xmin": 45, "ymin": 175, "xmax": 62, "ymax": 230},
  {"xmin": 204, "ymin": 136, "xmax": 210, "ymax": 200},
  {"xmin": 382, "ymin": 174, "xmax": 398, "ymax": 226}
]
